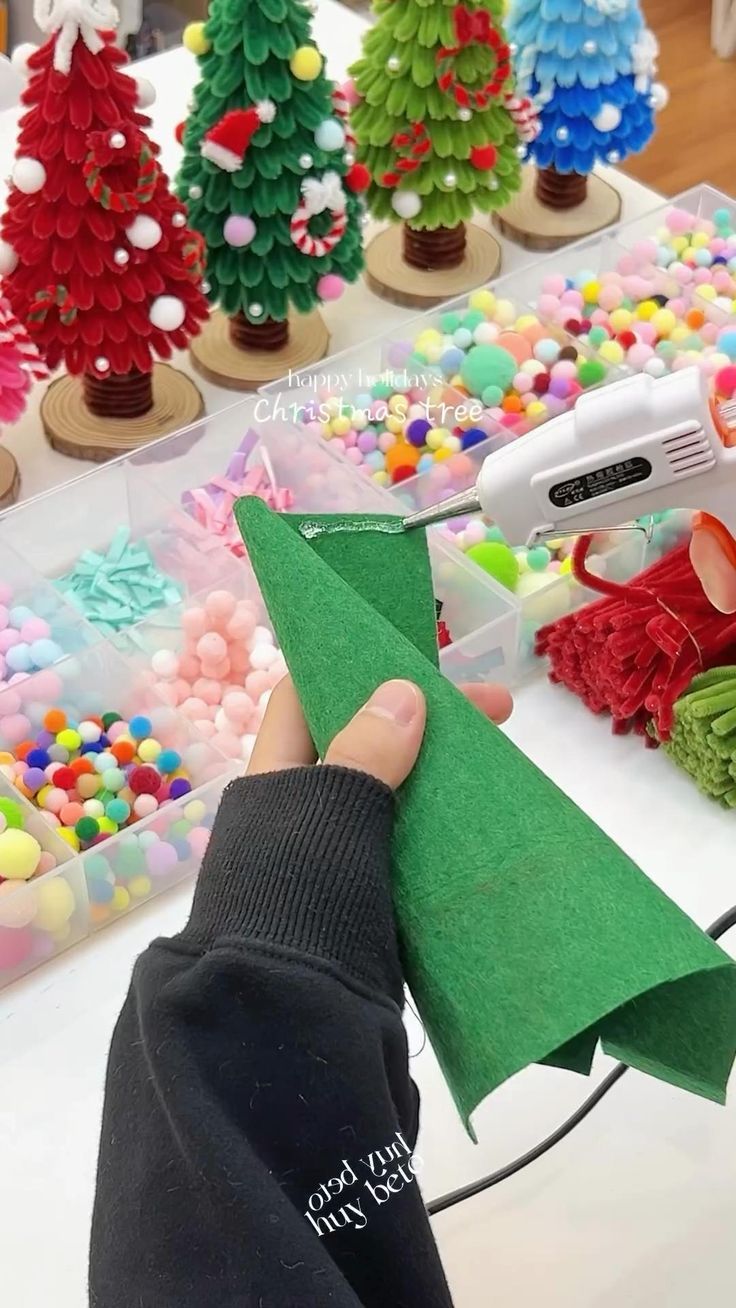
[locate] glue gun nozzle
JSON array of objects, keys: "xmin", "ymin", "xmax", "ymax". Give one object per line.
[{"xmin": 402, "ymin": 487, "xmax": 483, "ymax": 531}]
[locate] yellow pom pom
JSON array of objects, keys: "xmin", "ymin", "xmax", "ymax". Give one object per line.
[
  {"xmin": 426, "ymin": 427, "xmax": 447, "ymax": 450},
  {"xmin": 371, "ymin": 470, "xmax": 390, "ymax": 487},
  {"xmin": 669, "ymin": 325, "xmax": 690, "ymax": 344},
  {"xmin": 636, "ymin": 300, "xmax": 658, "ymax": 321},
  {"xmin": 651, "ymin": 308, "xmax": 676, "ymax": 337},
  {"xmin": 137, "ymin": 737, "xmax": 162, "ymax": 764},
  {"xmin": 385, "ymin": 415, "xmax": 404, "ymax": 434},
  {"xmin": 691, "ymin": 232, "xmax": 709, "ymax": 249},
  {"xmin": 598, "ymin": 339, "xmax": 625, "ymax": 365},
  {"xmin": 290, "ymin": 45, "xmax": 323, "ymax": 81},
  {"xmin": 183, "ymin": 22, "xmax": 211, "ymax": 55},
  {"xmin": 433, "ymin": 447, "xmax": 453, "ymax": 462},
  {"xmin": 581, "ymin": 280, "xmax": 600, "ymax": 303},
  {"xmin": 671, "ymin": 236, "xmax": 688, "ymax": 254},
  {"xmin": 494, "ymin": 299, "xmax": 515, "ymax": 326},
  {"xmin": 331, "ymin": 415, "xmax": 351, "ymax": 436},
  {"xmin": 57, "ymin": 828, "xmax": 80, "ymax": 852},
  {"xmin": 609, "ymin": 308, "xmax": 632, "ymax": 333},
  {"xmin": 129, "ymin": 875, "xmax": 152, "ymax": 900},
  {"xmin": 33, "ymin": 877, "xmax": 75, "ymax": 933},
  {"xmin": 0, "ymin": 828, "xmax": 41, "ymax": 880},
  {"xmin": 469, "ymin": 289, "xmax": 495, "ymax": 314},
  {"xmin": 388, "ymin": 395, "xmax": 408, "ymax": 416},
  {"xmin": 112, "ymin": 886, "xmax": 131, "ymax": 913},
  {"xmin": 695, "ymin": 284, "xmax": 717, "ymax": 302},
  {"xmin": 559, "ymin": 556, "xmax": 573, "ymax": 575},
  {"xmin": 526, "ymin": 401, "xmax": 547, "ymax": 419},
  {"xmin": 514, "ymin": 314, "xmax": 538, "ymax": 333}
]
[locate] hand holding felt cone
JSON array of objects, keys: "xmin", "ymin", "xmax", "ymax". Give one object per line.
[{"xmin": 236, "ymin": 500, "xmax": 736, "ymax": 1132}]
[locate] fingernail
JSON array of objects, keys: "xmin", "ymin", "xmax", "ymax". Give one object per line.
[{"xmin": 363, "ymin": 680, "xmax": 421, "ymax": 726}]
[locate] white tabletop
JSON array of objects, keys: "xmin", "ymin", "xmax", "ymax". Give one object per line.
[{"xmin": 3, "ymin": 6, "xmax": 734, "ymax": 1308}]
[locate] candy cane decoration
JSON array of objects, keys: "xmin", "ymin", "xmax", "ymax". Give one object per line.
[
  {"xmin": 27, "ymin": 284, "xmax": 77, "ymax": 328},
  {"xmin": 381, "ymin": 122, "xmax": 430, "ymax": 188},
  {"xmin": 331, "ymin": 84, "xmax": 357, "ymax": 153},
  {"xmin": 504, "ymin": 92, "xmax": 541, "ymax": 144},
  {"xmin": 83, "ymin": 132, "xmax": 159, "ymax": 213},
  {"xmin": 290, "ymin": 172, "xmax": 348, "ymax": 257},
  {"xmin": 0, "ymin": 296, "xmax": 48, "ymax": 382},
  {"xmin": 183, "ymin": 232, "xmax": 206, "ymax": 281}
]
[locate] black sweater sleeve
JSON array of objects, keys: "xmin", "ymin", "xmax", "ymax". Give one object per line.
[{"xmin": 89, "ymin": 767, "xmax": 453, "ymax": 1308}]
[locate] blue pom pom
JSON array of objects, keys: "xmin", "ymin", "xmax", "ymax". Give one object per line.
[
  {"xmin": 128, "ymin": 715, "xmax": 152, "ymax": 739},
  {"xmin": 27, "ymin": 748, "xmax": 51, "ymax": 769},
  {"xmin": 157, "ymin": 749, "xmax": 182, "ymax": 774},
  {"xmin": 461, "ymin": 427, "xmax": 488, "ymax": 450}
]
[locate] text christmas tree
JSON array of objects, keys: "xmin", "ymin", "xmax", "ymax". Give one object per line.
[
  {"xmin": 507, "ymin": 0, "xmax": 667, "ymax": 211},
  {"xmin": 350, "ymin": 0, "xmax": 529, "ymax": 276},
  {"xmin": 176, "ymin": 0, "xmax": 366, "ymax": 383},
  {"xmin": 0, "ymin": 1, "xmax": 209, "ymax": 455}
]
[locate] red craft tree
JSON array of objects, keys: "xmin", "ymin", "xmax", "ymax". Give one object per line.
[{"xmin": 0, "ymin": 1, "xmax": 209, "ymax": 438}]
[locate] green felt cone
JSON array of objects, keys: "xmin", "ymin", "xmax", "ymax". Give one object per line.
[{"xmin": 235, "ymin": 499, "xmax": 736, "ymax": 1132}]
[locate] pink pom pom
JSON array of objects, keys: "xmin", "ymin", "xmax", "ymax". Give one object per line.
[
  {"xmin": 317, "ymin": 274, "xmax": 346, "ymax": 302},
  {"xmin": 666, "ymin": 207, "xmax": 695, "ymax": 235}
]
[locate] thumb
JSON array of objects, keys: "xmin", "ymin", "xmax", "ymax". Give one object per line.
[{"xmin": 325, "ymin": 680, "xmax": 426, "ymax": 790}]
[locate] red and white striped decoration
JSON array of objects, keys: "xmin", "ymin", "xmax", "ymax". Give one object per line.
[
  {"xmin": 290, "ymin": 172, "xmax": 348, "ymax": 258},
  {"xmin": 290, "ymin": 207, "xmax": 348, "ymax": 258},
  {"xmin": 0, "ymin": 298, "xmax": 49, "ymax": 380},
  {"xmin": 331, "ymin": 82, "xmax": 358, "ymax": 152},
  {"xmin": 505, "ymin": 92, "xmax": 541, "ymax": 144}
]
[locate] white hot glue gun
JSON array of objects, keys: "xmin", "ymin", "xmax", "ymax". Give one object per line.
[{"xmin": 402, "ymin": 367, "xmax": 736, "ymax": 567}]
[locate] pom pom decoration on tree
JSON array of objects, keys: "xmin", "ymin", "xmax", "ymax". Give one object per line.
[
  {"xmin": 499, "ymin": 0, "xmax": 666, "ymax": 250},
  {"xmin": 350, "ymin": 1, "xmax": 522, "ymax": 307},
  {"xmin": 176, "ymin": 0, "xmax": 363, "ymax": 389},
  {"xmin": 0, "ymin": 1, "xmax": 208, "ymax": 460},
  {"xmin": 0, "ymin": 297, "xmax": 49, "ymax": 506}
]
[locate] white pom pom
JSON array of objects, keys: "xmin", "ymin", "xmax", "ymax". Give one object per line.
[
  {"xmin": 12, "ymin": 157, "xmax": 46, "ymax": 194},
  {"xmin": 592, "ymin": 103, "xmax": 622, "ymax": 133},
  {"xmin": 126, "ymin": 215, "xmax": 163, "ymax": 250},
  {"xmin": 149, "ymin": 295, "xmax": 186, "ymax": 331},
  {"xmin": 650, "ymin": 82, "xmax": 669, "ymax": 112},
  {"xmin": 256, "ymin": 99, "xmax": 276, "ymax": 124},
  {"xmin": 0, "ymin": 240, "xmax": 18, "ymax": 276},
  {"xmin": 135, "ymin": 77, "xmax": 156, "ymax": 108},
  {"xmin": 11, "ymin": 43, "xmax": 38, "ymax": 76},
  {"xmin": 391, "ymin": 190, "xmax": 422, "ymax": 219}
]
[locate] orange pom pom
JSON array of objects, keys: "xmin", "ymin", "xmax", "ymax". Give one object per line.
[
  {"xmin": 43, "ymin": 708, "xmax": 66, "ymax": 733},
  {"xmin": 111, "ymin": 739, "xmax": 136, "ymax": 765},
  {"xmin": 385, "ymin": 441, "xmax": 420, "ymax": 474},
  {"xmin": 502, "ymin": 394, "xmax": 523, "ymax": 413}
]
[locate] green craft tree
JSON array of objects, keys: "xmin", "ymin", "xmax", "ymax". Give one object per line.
[
  {"xmin": 177, "ymin": 0, "xmax": 366, "ymax": 343},
  {"xmin": 350, "ymin": 0, "xmax": 523, "ymax": 240}
]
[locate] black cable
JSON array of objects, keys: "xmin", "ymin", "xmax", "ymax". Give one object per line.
[{"xmin": 428, "ymin": 904, "xmax": 736, "ymax": 1217}]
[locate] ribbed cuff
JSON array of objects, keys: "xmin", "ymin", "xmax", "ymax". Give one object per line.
[{"xmin": 180, "ymin": 767, "xmax": 404, "ymax": 1006}]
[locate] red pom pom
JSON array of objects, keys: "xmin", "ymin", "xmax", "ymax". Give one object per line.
[
  {"xmin": 392, "ymin": 465, "xmax": 418, "ymax": 484},
  {"xmin": 129, "ymin": 765, "xmax": 161, "ymax": 795},
  {"xmin": 564, "ymin": 319, "xmax": 581, "ymax": 335},
  {"xmin": 619, "ymin": 330, "xmax": 637, "ymax": 350},
  {"xmin": 437, "ymin": 619, "xmax": 452, "ymax": 650},
  {"xmin": 175, "ymin": 121, "xmax": 186, "ymax": 145},
  {"xmin": 345, "ymin": 163, "xmax": 371, "ymax": 193},
  {"xmin": 716, "ymin": 365, "xmax": 736, "ymax": 397},
  {"xmin": 52, "ymin": 766, "xmax": 76, "ymax": 791},
  {"xmin": 469, "ymin": 145, "xmax": 498, "ymax": 171}
]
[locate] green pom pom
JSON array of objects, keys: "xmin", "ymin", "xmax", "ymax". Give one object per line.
[
  {"xmin": 461, "ymin": 310, "xmax": 485, "ymax": 332},
  {"xmin": 371, "ymin": 381, "xmax": 393, "ymax": 399},
  {"xmin": 466, "ymin": 542, "xmax": 520, "ymax": 591},
  {"xmin": 577, "ymin": 359, "xmax": 606, "ymax": 387},
  {"xmin": 527, "ymin": 546, "xmax": 552, "ymax": 572},
  {"xmin": 588, "ymin": 326, "xmax": 608, "ymax": 347},
  {"xmin": 75, "ymin": 816, "xmax": 100, "ymax": 842},
  {"xmin": 440, "ymin": 312, "xmax": 461, "ymax": 332},
  {"xmin": 0, "ymin": 797, "xmax": 24, "ymax": 829},
  {"xmin": 461, "ymin": 345, "xmax": 517, "ymax": 398},
  {"xmin": 485, "ymin": 524, "xmax": 508, "ymax": 544},
  {"xmin": 481, "ymin": 384, "xmax": 505, "ymax": 407}
]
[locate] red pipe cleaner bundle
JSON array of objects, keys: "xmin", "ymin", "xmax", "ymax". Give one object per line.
[{"xmin": 535, "ymin": 535, "xmax": 736, "ymax": 742}]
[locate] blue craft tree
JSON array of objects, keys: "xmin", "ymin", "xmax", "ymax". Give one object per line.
[{"xmin": 507, "ymin": 0, "xmax": 667, "ymax": 207}]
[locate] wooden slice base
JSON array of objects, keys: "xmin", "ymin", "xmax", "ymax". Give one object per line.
[
  {"xmin": 493, "ymin": 167, "xmax": 622, "ymax": 251},
  {"xmin": 364, "ymin": 222, "xmax": 502, "ymax": 308},
  {"xmin": 189, "ymin": 308, "xmax": 330, "ymax": 390},
  {"xmin": 41, "ymin": 365, "xmax": 204, "ymax": 462},
  {"xmin": 0, "ymin": 449, "xmax": 20, "ymax": 509}
]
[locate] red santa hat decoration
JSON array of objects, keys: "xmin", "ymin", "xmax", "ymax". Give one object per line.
[{"xmin": 200, "ymin": 102, "xmax": 276, "ymax": 172}]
